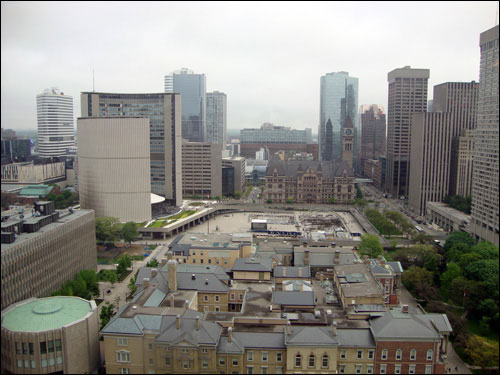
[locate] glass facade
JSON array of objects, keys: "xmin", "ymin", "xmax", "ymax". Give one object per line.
[
  {"xmin": 319, "ymin": 72, "xmax": 359, "ymax": 166},
  {"xmin": 172, "ymin": 70, "xmax": 206, "ymax": 142}
]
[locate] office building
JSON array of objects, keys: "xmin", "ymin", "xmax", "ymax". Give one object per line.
[
  {"xmin": 81, "ymin": 92, "xmax": 182, "ymax": 206},
  {"xmin": 1, "ymin": 296, "xmax": 100, "ymax": 374},
  {"xmin": 78, "ymin": 117, "xmax": 152, "ymax": 222},
  {"xmin": 36, "ymin": 88, "xmax": 75, "ymax": 158},
  {"xmin": 1, "ymin": 139, "xmax": 31, "ymax": 163},
  {"xmin": 240, "ymin": 123, "xmax": 315, "ymax": 159},
  {"xmin": 165, "ymin": 68, "xmax": 206, "ymax": 142},
  {"xmin": 222, "ymin": 156, "xmax": 246, "ymax": 195},
  {"xmin": 360, "ymin": 105, "xmax": 386, "ymax": 173},
  {"xmin": 206, "ymin": 91, "xmax": 227, "ymax": 146},
  {"xmin": 409, "ymin": 82, "xmax": 478, "ymax": 216},
  {"xmin": 1, "ymin": 202, "xmax": 96, "ymax": 309},
  {"xmin": 319, "ymin": 72, "xmax": 359, "ymax": 168},
  {"xmin": 182, "ymin": 141, "xmax": 222, "ymax": 198},
  {"xmin": 385, "ymin": 66, "xmax": 429, "ymax": 198},
  {"xmin": 471, "ymin": 25, "xmax": 499, "ymax": 246},
  {"xmin": 1, "ymin": 161, "xmax": 66, "ymax": 184},
  {"xmin": 449, "ymin": 129, "xmax": 474, "ymax": 197}
]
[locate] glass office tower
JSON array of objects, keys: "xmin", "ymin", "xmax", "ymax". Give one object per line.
[
  {"xmin": 319, "ymin": 72, "xmax": 359, "ymax": 169},
  {"xmin": 165, "ymin": 68, "xmax": 206, "ymax": 142}
]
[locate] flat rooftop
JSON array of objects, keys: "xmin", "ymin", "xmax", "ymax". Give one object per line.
[{"xmin": 177, "ymin": 233, "xmax": 244, "ymax": 249}]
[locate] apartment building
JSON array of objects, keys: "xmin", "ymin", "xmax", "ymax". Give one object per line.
[
  {"xmin": 182, "ymin": 141, "xmax": 222, "ymax": 198},
  {"xmin": 222, "ymin": 156, "xmax": 246, "ymax": 195}
]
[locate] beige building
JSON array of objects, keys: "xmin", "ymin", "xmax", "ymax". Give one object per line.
[
  {"xmin": 182, "ymin": 141, "xmax": 222, "ymax": 198},
  {"xmin": 1, "ymin": 205, "xmax": 96, "ymax": 310},
  {"xmin": 78, "ymin": 117, "xmax": 152, "ymax": 222},
  {"xmin": 1, "ymin": 161, "xmax": 66, "ymax": 184},
  {"xmin": 1, "ymin": 296, "xmax": 100, "ymax": 374},
  {"xmin": 449, "ymin": 129, "xmax": 474, "ymax": 197},
  {"xmin": 386, "ymin": 66, "xmax": 429, "ymax": 198},
  {"xmin": 81, "ymin": 92, "xmax": 183, "ymax": 206},
  {"xmin": 471, "ymin": 25, "xmax": 499, "ymax": 247},
  {"xmin": 222, "ymin": 156, "xmax": 246, "ymax": 195},
  {"xmin": 426, "ymin": 201, "xmax": 470, "ymax": 233},
  {"xmin": 409, "ymin": 81, "xmax": 478, "ymax": 216}
]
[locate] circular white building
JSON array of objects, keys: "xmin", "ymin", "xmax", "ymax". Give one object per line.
[
  {"xmin": 1, "ymin": 296, "xmax": 100, "ymax": 374},
  {"xmin": 36, "ymin": 88, "xmax": 75, "ymax": 158}
]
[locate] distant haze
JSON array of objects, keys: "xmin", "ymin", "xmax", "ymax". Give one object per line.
[{"xmin": 1, "ymin": 1, "xmax": 498, "ymax": 131}]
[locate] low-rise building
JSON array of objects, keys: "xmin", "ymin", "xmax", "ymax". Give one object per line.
[
  {"xmin": 426, "ymin": 201, "xmax": 470, "ymax": 233},
  {"xmin": 232, "ymin": 257, "xmax": 272, "ymax": 281},
  {"xmin": 274, "ymin": 266, "xmax": 311, "ymax": 285}
]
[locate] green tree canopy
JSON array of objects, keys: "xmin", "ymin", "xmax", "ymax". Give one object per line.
[
  {"xmin": 464, "ymin": 259, "xmax": 499, "ymax": 283},
  {"xmin": 443, "ymin": 231, "xmax": 475, "ymax": 253},
  {"xmin": 95, "ymin": 217, "xmax": 122, "ymax": 243},
  {"xmin": 440, "ymin": 262, "xmax": 462, "ymax": 300},
  {"xmin": 402, "ymin": 266, "xmax": 434, "ymax": 294},
  {"xmin": 471, "ymin": 241, "xmax": 499, "ymax": 260},
  {"xmin": 100, "ymin": 302, "xmax": 115, "ymax": 330},
  {"xmin": 358, "ymin": 233, "xmax": 384, "ymax": 258},
  {"xmin": 122, "ymin": 222, "xmax": 139, "ymax": 246}
]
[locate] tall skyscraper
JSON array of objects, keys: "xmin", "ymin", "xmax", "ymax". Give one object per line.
[
  {"xmin": 81, "ymin": 92, "xmax": 183, "ymax": 206},
  {"xmin": 470, "ymin": 25, "xmax": 499, "ymax": 247},
  {"xmin": 206, "ymin": 91, "xmax": 227, "ymax": 146},
  {"xmin": 408, "ymin": 82, "xmax": 478, "ymax": 216},
  {"xmin": 36, "ymin": 88, "xmax": 75, "ymax": 157},
  {"xmin": 359, "ymin": 105, "xmax": 386, "ymax": 172},
  {"xmin": 385, "ymin": 66, "xmax": 429, "ymax": 198},
  {"xmin": 319, "ymin": 72, "xmax": 359, "ymax": 168},
  {"xmin": 164, "ymin": 68, "xmax": 206, "ymax": 142}
]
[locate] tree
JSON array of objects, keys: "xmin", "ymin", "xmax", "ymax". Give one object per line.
[
  {"xmin": 121, "ymin": 222, "xmax": 139, "ymax": 247},
  {"xmin": 443, "ymin": 231, "xmax": 475, "ymax": 253},
  {"xmin": 358, "ymin": 234, "xmax": 383, "ymax": 258},
  {"xmin": 471, "ymin": 241, "xmax": 499, "ymax": 260},
  {"xmin": 79, "ymin": 270, "xmax": 99, "ymax": 298},
  {"xmin": 266, "ymin": 199, "xmax": 272, "ymax": 204},
  {"xmin": 328, "ymin": 197, "xmax": 335, "ymax": 204},
  {"xmin": 95, "ymin": 217, "xmax": 121, "ymax": 243},
  {"xmin": 117, "ymin": 254, "xmax": 132, "ymax": 278},
  {"xmin": 286, "ymin": 197, "xmax": 294, "ymax": 204},
  {"xmin": 146, "ymin": 258, "xmax": 159, "ymax": 267},
  {"xmin": 412, "ymin": 232, "xmax": 433, "ymax": 244},
  {"xmin": 464, "ymin": 259, "xmax": 499, "ymax": 283},
  {"xmin": 440, "ymin": 262, "xmax": 462, "ymax": 300},
  {"xmin": 128, "ymin": 274, "xmax": 137, "ymax": 296},
  {"xmin": 402, "ymin": 266, "xmax": 433, "ymax": 295},
  {"xmin": 465, "ymin": 335, "xmax": 499, "ymax": 369},
  {"xmin": 356, "ymin": 186, "xmax": 363, "ymax": 199},
  {"xmin": 100, "ymin": 302, "xmax": 115, "ymax": 330}
]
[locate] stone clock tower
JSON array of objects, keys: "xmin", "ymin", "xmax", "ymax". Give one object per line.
[{"xmin": 342, "ymin": 116, "xmax": 354, "ymax": 169}]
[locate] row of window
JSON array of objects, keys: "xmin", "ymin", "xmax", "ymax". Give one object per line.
[
  {"xmin": 379, "ymin": 364, "xmax": 434, "ymax": 374},
  {"xmin": 14, "ymin": 340, "xmax": 62, "ymax": 355},
  {"xmin": 380, "ymin": 348, "xmax": 433, "ymax": 361},
  {"xmin": 247, "ymin": 351, "xmax": 282, "ymax": 362},
  {"xmin": 17, "ymin": 357, "xmax": 63, "ymax": 369}
]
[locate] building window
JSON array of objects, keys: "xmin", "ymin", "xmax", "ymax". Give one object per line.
[
  {"xmin": 29, "ymin": 342, "xmax": 34, "ymax": 355},
  {"xmin": 247, "ymin": 366, "xmax": 254, "ymax": 375},
  {"xmin": 183, "ymin": 349, "xmax": 189, "ymax": 354},
  {"xmin": 409, "ymin": 365, "xmax": 416, "ymax": 374},
  {"xmin": 380, "ymin": 364, "xmax": 387, "ymax": 374},
  {"xmin": 118, "ymin": 338, "xmax": 128, "ymax": 346},
  {"xmin": 247, "ymin": 351, "xmax": 253, "ymax": 361},
  {"xmin": 339, "ymin": 364, "xmax": 346, "ymax": 374},
  {"xmin": 204, "ymin": 295, "xmax": 209, "ymax": 302},
  {"xmin": 22, "ymin": 342, "xmax": 27, "ymax": 355},
  {"xmin": 215, "ymin": 306, "xmax": 220, "ymax": 312},
  {"xmin": 357, "ymin": 350, "xmax": 363, "ymax": 359},
  {"xmin": 395, "ymin": 364, "xmax": 401, "ymax": 374},
  {"xmin": 276, "ymin": 366, "xmax": 283, "ymax": 374},
  {"xmin": 219, "ymin": 358, "xmax": 225, "ymax": 366},
  {"xmin": 425, "ymin": 365, "xmax": 433, "ymax": 374},
  {"xmin": 55, "ymin": 339, "xmax": 62, "ymax": 352},
  {"xmin": 410, "ymin": 349, "xmax": 416, "ymax": 360},
  {"xmin": 368, "ymin": 350, "xmax": 374, "ymax": 359},
  {"xmin": 262, "ymin": 352, "xmax": 268, "ymax": 362},
  {"xmin": 15, "ymin": 342, "xmax": 20, "ymax": 355},
  {"xmin": 322, "ymin": 355, "xmax": 328, "ymax": 368},
  {"xmin": 340, "ymin": 349, "xmax": 346, "ymax": 359},
  {"xmin": 31, "ymin": 360, "xmax": 36, "ymax": 369},
  {"xmin": 215, "ymin": 295, "xmax": 220, "ymax": 302},
  {"xmin": 165, "ymin": 357, "xmax": 171, "ymax": 366},
  {"xmin": 276, "ymin": 352, "xmax": 282, "ymax": 362},
  {"xmin": 239, "ymin": 293, "xmax": 243, "ymax": 299},
  {"xmin": 202, "ymin": 360, "xmax": 208, "ymax": 368},
  {"xmin": 427, "ymin": 349, "xmax": 433, "ymax": 360},
  {"xmin": 202, "ymin": 348, "xmax": 208, "ymax": 353},
  {"xmin": 48, "ymin": 341, "xmax": 54, "ymax": 353},
  {"xmin": 17, "ymin": 360, "xmax": 22, "ymax": 368},
  {"xmin": 381, "ymin": 349, "xmax": 388, "ymax": 360},
  {"xmin": 148, "ymin": 343, "xmax": 153, "ymax": 350},
  {"xmin": 183, "ymin": 361, "xmax": 190, "ymax": 369},
  {"xmin": 308, "ymin": 354, "xmax": 315, "ymax": 367},
  {"xmin": 232, "ymin": 358, "xmax": 238, "ymax": 366},
  {"xmin": 396, "ymin": 349, "xmax": 402, "ymax": 360},
  {"xmin": 117, "ymin": 351, "xmax": 131, "ymax": 362},
  {"xmin": 230, "ymin": 293, "xmax": 235, "ymax": 300},
  {"xmin": 356, "ymin": 364, "xmax": 362, "ymax": 374},
  {"xmin": 367, "ymin": 364, "xmax": 374, "ymax": 374},
  {"xmin": 41, "ymin": 360, "xmax": 47, "ymax": 368},
  {"xmin": 261, "ymin": 367, "xmax": 268, "ymax": 375},
  {"xmin": 295, "ymin": 354, "xmax": 302, "ymax": 367}
]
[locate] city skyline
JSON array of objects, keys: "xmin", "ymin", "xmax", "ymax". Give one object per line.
[{"xmin": 1, "ymin": 1, "xmax": 497, "ymax": 131}]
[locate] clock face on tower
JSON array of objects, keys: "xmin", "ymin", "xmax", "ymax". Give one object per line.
[{"xmin": 345, "ymin": 129, "xmax": 352, "ymax": 136}]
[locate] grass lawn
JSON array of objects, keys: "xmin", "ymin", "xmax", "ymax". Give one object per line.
[
  {"xmin": 97, "ymin": 258, "xmax": 116, "ymax": 265},
  {"xmin": 148, "ymin": 220, "xmax": 168, "ymax": 228},
  {"xmin": 168, "ymin": 210, "xmax": 196, "ymax": 221}
]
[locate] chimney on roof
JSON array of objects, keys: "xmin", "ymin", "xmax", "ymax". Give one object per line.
[
  {"xmin": 286, "ymin": 320, "xmax": 291, "ymax": 335},
  {"xmin": 167, "ymin": 252, "xmax": 173, "ymax": 260},
  {"xmin": 143, "ymin": 278, "xmax": 150, "ymax": 288},
  {"xmin": 402, "ymin": 305, "xmax": 409, "ymax": 313},
  {"xmin": 161, "ymin": 257, "xmax": 167, "ymax": 265},
  {"xmin": 170, "ymin": 294, "xmax": 175, "ymax": 307},
  {"xmin": 151, "ymin": 268, "xmax": 158, "ymax": 278},
  {"xmin": 298, "ymin": 267, "xmax": 302, "ymax": 277},
  {"xmin": 380, "ymin": 257, "xmax": 386, "ymax": 265},
  {"xmin": 332, "ymin": 321, "xmax": 337, "ymax": 336},
  {"xmin": 167, "ymin": 259, "xmax": 177, "ymax": 292},
  {"xmin": 192, "ymin": 274, "xmax": 196, "ymax": 280},
  {"xmin": 228, "ymin": 327, "xmax": 233, "ymax": 342},
  {"xmin": 176, "ymin": 315, "xmax": 181, "ymax": 329},
  {"xmin": 334, "ymin": 250, "xmax": 340, "ymax": 264},
  {"xmin": 184, "ymin": 300, "xmax": 189, "ymax": 309},
  {"xmin": 205, "ymin": 279, "xmax": 209, "ymax": 285},
  {"xmin": 195, "ymin": 316, "xmax": 200, "ymax": 330}
]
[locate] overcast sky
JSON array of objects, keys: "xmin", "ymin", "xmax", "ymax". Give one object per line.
[{"xmin": 1, "ymin": 1, "xmax": 498, "ymax": 132}]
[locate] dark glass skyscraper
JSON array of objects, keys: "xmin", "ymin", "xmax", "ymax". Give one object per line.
[
  {"xmin": 165, "ymin": 68, "xmax": 206, "ymax": 142},
  {"xmin": 319, "ymin": 72, "xmax": 359, "ymax": 169}
]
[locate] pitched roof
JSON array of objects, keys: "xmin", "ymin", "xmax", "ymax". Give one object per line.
[
  {"xmin": 370, "ymin": 308, "xmax": 441, "ymax": 340},
  {"xmin": 265, "ymin": 160, "xmax": 354, "ymax": 178},
  {"xmin": 217, "ymin": 335, "xmax": 245, "ymax": 354},
  {"xmin": 232, "ymin": 257, "xmax": 273, "ymax": 272},
  {"xmin": 286, "ymin": 326, "xmax": 339, "ymax": 346},
  {"xmin": 155, "ymin": 315, "xmax": 221, "ymax": 346},
  {"xmin": 274, "ymin": 266, "xmax": 311, "ymax": 278},
  {"xmin": 337, "ymin": 328, "xmax": 376, "ymax": 348},
  {"xmin": 232, "ymin": 332, "xmax": 285, "ymax": 349}
]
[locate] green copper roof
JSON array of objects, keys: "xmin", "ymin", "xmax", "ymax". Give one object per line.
[
  {"xmin": 18, "ymin": 184, "xmax": 53, "ymax": 197},
  {"xmin": 2, "ymin": 297, "xmax": 92, "ymax": 332}
]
